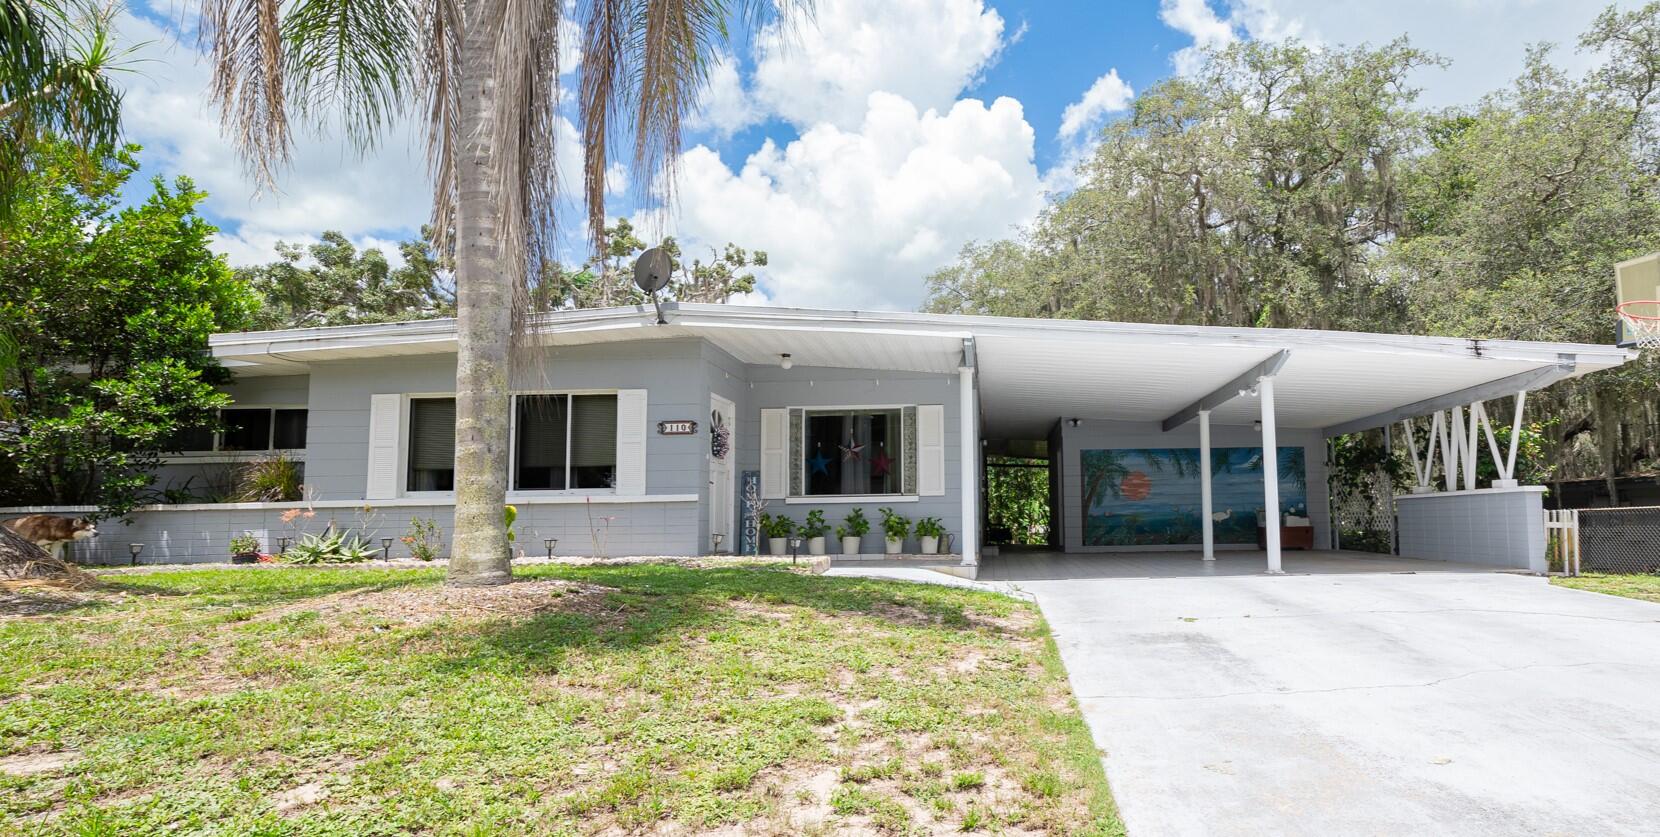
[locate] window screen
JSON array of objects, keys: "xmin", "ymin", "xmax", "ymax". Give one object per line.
[
  {"xmin": 570, "ymin": 394, "xmax": 618, "ymax": 489},
  {"xmin": 802, "ymin": 408, "xmax": 902, "ymax": 496},
  {"xmin": 407, "ymin": 398, "xmax": 456, "ymax": 491},
  {"xmin": 273, "ymin": 409, "xmax": 308, "ymax": 449},
  {"xmin": 515, "ymin": 395, "xmax": 568, "ymax": 490},
  {"xmin": 220, "ymin": 408, "xmax": 272, "ymax": 451}
]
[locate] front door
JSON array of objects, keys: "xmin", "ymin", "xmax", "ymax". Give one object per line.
[{"xmin": 709, "ymin": 394, "xmax": 736, "ymax": 552}]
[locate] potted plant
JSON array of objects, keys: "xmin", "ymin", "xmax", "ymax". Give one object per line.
[
  {"xmin": 879, "ymin": 507, "xmax": 909, "ymax": 555},
  {"xmin": 800, "ymin": 509, "xmax": 830, "ymax": 555},
  {"xmin": 761, "ymin": 512, "xmax": 795, "ymax": 555},
  {"xmin": 915, "ymin": 517, "xmax": 945, "ymax": 554},
  {"xmin": 228, "ymin": 532, "xmax": 261, "ymax": 564},
  {"xmin": 837, "ymin": 507, "xmax": 870, "ymax": 555}
]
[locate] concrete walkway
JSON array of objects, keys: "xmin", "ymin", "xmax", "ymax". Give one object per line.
[{"xmin": 1022, "ymin": 567, "xmax": 1660, "ymax": 836}]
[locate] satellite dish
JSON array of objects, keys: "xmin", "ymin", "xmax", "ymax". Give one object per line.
[{"xmin": 633, "ymin": 247, "xmax": 673, "ymax": 294}]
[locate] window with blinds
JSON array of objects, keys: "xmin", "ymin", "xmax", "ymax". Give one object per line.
[
  {"xmin": 407, "ymin": 398, "xmax": 456, "ymax": 491},
  {"xmin": 513, "ymin": 393, "xmax": 618, "ymax": 491}
]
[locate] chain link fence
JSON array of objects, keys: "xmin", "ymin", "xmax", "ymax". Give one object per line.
[
  {"xmin": 1332, "ymin": 470, "xmax": 1395, "ymax": 554},
  {"xmin": 1574, "ymin": 506, "xmax": 1660, "ymax": 574}
]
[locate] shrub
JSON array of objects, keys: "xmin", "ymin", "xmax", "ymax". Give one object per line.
[
  {"xmin": 402, "ymin": 517, "xmax": 443, "ymax": 561},
  {"xmin": 837, "ymin": 507, "xmax": 870, "ymax": 538},
  {"xmin": 227, "ymin": 532, "xmax": 260, "ymax": 555},
  {"xmin": 799, "ymin": 509, "xmax": 829, "ymax": 538},
  {"xmin": 915, "ymin": 516, "xmax": 945, "ymax": 538},
  {"xmin": 231, "ymin": 453, "xmax": 303, "ymax": 502},
  {"xmin": 760, "ymin": 512, "xmax": 795, "ymax": 539},
  {"xmin": 879, "ymin": 507, "xmax": 909, "ymax": 540}
]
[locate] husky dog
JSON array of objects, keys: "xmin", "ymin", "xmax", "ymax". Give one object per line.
[{"xmin": 2, "ymin": 515, "xmax": 98, "ymax": 561}]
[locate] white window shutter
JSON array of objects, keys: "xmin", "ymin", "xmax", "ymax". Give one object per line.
[
  {"xmin": 614, "ymin": 389, "xmax": 648, "ymax": 495},
  {"xmin": 365, "ymin": 394, "xmax": 402, "ymax": 499},
  {"xmin": 918, "ymin": 404, "xmax": 945, "ymax": 496},
  {"xmin": 760, "ymin": 408, "xmax": 787, "ymax": 499}
]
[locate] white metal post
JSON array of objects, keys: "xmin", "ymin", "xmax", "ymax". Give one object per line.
[
  {"xmin": 958, "ymin": 366, "xmax": 978, "ymax": 566},
  {"xmin": 1200, "ymin": 409, "xmax": 1214, "ymax": 560},
  {"xmin": 1260, "ymin": 377, "xmax": 1283, "ymax": 574}
]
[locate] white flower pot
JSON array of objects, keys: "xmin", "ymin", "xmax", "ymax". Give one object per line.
[
  {"xmin": 885, "ymin": 537, "xmax": 903, "ymax": 555},
  {"xmin": 768, "ymin": 537, "xmax": 787, "ymax": 555},
  {"xmin": 808, "ymin": 536, "xmax": 826, "ymax": 555},
  {"xmin": 920, "ymin": 536, "xmax": 939, "ymax": 555},
  {"xmin": 841, "ymin": 535, "xmax": 862, "ymax": 555}
]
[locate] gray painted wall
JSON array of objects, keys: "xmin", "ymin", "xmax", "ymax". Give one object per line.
[
  {"xmin": 304, "ymin": 339, "xmax": 712, "ymax": 500},
  {"xmin": 40, "ymin": 500, "xmax": 699, "ymax": 565},
  {"xmin": 735, "ymin": 364, "xmax": 966, "ymax": 553},
  {"xmin": 1397, "ymin": 487, "xmax": 1547, "ymax": 572},
  {"xmin": 1057, "ymin": 419, "xmax": 1331, "ymax": 553}
]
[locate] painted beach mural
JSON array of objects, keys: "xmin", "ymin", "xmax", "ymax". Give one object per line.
[{"xmin": 1081, "ymin": 447, "xmax": 1307, "ymax": 546}]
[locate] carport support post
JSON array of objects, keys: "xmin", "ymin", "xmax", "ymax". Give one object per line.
[
  {"xmin": 1200, "ymin": 410, "xmax": 1214, "ymax": 560},
  {"xmin": 1260, "ymin": 377, "xmax": 1283, "ymax": 574}
]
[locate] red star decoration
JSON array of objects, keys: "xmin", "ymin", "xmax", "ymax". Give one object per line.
[{"xmin": 870, "ymin": 449, "xmax": 893, "ymax": 476}]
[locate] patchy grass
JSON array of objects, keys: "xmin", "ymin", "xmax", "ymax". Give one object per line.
[
  {"xmin": 1553, "ymin": 573, "xmax": 1660, "ymax": 604},
  {"xmin": 0, "ymin": 563, "xmax": 1122, "ymax": 835}
]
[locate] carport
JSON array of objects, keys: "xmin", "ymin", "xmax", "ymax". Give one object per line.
[{"xmin": 959, "ymin": 316, "xmax": 1632, "ymax": 574}]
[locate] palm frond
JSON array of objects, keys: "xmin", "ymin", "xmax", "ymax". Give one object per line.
[
  {"xmin": 417, "ymin": 0, "xmax": 460, "ymax": 258},
  {"xmin": 280, "ymin": 0, "xmax": 420, "ymax": 149},
  {"xmin": 201, "ymin": 0, "xmax": 292, "ymax": 187}
]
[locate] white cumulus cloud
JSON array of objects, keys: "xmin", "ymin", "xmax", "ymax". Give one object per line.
[
  {"xmin": 652, "ymin": 92, "xmax": 1043, "ymax": 310},
  {"xmin": 751, "ymin": 0, "xmax": 1007, "ymax": 130},
  {"xmin": 1058, "ymin": 69, "xmax": 1134, "ymax": 141}
]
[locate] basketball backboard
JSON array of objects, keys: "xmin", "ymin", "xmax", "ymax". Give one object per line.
[{"xmin": 1616, "ymin": 252, "xmax": 1660, "ymax": 348}]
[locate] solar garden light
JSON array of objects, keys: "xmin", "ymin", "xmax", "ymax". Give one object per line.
[
  {"xmin": 543, "ymin": 537, "xmax": 557, "ymax": 559},
  {"xmin": 277, "ymin": 536, "xmax": 291, "ymax": 554},
  {"xmin": 788, "ymin": 536, "xmax": 802, "ymax": 565},
  {"xmin": 127, "ymin": 543, "xmax": 144, "ymax": 566},
  {"xmin": 711, "ymin": 532, "xmax": 724, "ymax": 554},
  {"xmin": 380, "ymin": 537, "xmax": 393, "ymax": 560}
]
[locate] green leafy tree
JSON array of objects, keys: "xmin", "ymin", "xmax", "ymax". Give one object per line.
[
  {"xmin": 532, "ymin": 218, "xmax": 768, "ymax": 310},
  {"xmin": 0, "ymin": 142, "xmax": 258, "ymax": 515},
  {"xmin": 239, "ymin": 229, "xmax": 454, "ymax": 328}
]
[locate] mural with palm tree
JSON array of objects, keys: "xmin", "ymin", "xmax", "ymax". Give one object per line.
[{"xmin": 1082, "ymin": 447, "xmax": 1308, "ymax": 546}]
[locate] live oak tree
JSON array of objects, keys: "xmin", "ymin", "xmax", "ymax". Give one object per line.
[
  {"xmin": 0, "ymin": 143, "xmax": 258, "ymax": 515},
  {"xmin": 201, "ymin": 0, "xmax": 800, "ymax": 585}
]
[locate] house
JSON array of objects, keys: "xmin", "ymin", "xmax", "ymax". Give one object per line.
[{"xmin": 10, "ymin": 303, "xmax": 1630, "ymax": 575}]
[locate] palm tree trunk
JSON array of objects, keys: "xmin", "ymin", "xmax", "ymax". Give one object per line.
[{"xmin": 447, "ymin": 2, "xmax": 512, "ymax": 586}]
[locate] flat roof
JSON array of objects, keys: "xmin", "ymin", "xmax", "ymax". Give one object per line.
[{"xmin": 210, "ymin": 303, "xmax": 1634, "ymax": 438}]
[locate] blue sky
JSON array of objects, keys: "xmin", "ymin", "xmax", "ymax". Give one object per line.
[{"xmin": 111, "ymin": 0, "xmax": 1639, "ymax": 311}]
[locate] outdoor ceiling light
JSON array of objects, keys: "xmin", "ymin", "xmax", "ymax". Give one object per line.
[
  {"xmin": 779, "ymin": 353, "xmax": 794, "ymax": 370},
  {"xmin": 1253, "ymin": 420, "xmax": 1263, "ymax": 432}
]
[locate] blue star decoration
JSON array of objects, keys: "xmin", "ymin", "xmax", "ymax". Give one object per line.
[{"xmin": 809, "ymin": 451, "xmax": 833, "ymax": 475}]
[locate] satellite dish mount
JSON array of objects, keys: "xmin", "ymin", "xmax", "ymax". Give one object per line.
[{"xmin": 634, "ymin": 246, "xmax": 673, "ymax": 324}]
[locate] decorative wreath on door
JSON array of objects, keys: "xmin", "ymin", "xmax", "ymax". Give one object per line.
[{"xmin": 710, "ymin": 409, "xmax": 731, "ymax": 460}]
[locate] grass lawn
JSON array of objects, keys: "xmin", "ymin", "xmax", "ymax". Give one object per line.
[
  {"xmin": 1553, "ymin": 572, "xmax": 1660, "ymax": 604},
  {"xmin": 0, "ymin": 562, "xmax": 1122, "ymax": 835}
]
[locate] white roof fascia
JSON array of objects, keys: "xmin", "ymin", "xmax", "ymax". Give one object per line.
[{"xmin": 207, "ymin": 302, "xmax": 1635, "ymax": 374}]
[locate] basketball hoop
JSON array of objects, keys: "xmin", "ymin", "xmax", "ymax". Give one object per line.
[{"xmin": 1617, "ymin": 299, "xmax": 1660, "ymax": 349}]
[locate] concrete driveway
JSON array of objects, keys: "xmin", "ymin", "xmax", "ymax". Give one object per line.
[{"xmin": 1022, "ymin": 566, "xmax": 1660, "ymax": 836}]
